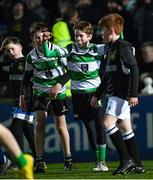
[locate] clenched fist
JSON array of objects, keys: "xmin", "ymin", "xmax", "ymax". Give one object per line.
[{"xmin": 43, "ymin": 31, "xmax": 52, "ymax": 41}]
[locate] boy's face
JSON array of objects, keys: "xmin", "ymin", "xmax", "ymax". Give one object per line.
[
  {"xmin": 100, "ymin": 26, "xmax": 113, "ymax": 43},
  {"xmin": 141, "ymin": 46, "xmax": 153, "ymax": 63},
  {"xmin": 31, "ymin": 31, "xmax": 44, "ymax": 48},
  {"xmin": 5, "ymin": 43, "xmax": 22, "ymax": 59},
  {"xmin": 74, "ymin": 29, "xmax": 92, "ymax": 48}
]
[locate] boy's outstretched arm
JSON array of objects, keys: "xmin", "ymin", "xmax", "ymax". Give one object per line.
[
  {"xmin": 42, "ymin": 41, "xmax": 61, "ymax": 57},
  {"xmin": 42, "ymin": 38, "xmax": 68, "ymax": 58}
]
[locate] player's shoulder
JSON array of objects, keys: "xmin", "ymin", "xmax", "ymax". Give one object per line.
[
  {"xmin": 52, "ymin": 43, "xmax": 61, "ymax": 49},
  {"xmin": 27, "ymin": 48, "xmax": 36, "ymax": 57},
  {"xmin": 95, "ymin": 43, "xmax": 105, "ymax": 51},
  {"xmin": 118, "ymin": 39, "xmax": 135, "ymax": 56},
  {"xmin": 118, "ymin": 39, "xmax": 133, "ymax": 49},
  {"xmin": 66, "ymin": 43, "xmax": 74, "ymax": 53}
]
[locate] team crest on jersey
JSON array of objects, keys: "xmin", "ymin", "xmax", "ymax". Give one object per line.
[
  {"xmin": 45, "ymin": 70, "xmax": 53, "ymax": 78},
  {"xmin": 18, "ymin": 63, "xmax": 24, "ymax": 71},
  {"xmin": 107, "ymin": 50, "xmax": 117, "ymax": 61},
  {"xmin": 81, "ymin": 64, "xmax": 88, "ymax": 72}
]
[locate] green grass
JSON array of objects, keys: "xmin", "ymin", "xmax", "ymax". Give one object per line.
[{"xmin": 2, "ymin": 160, "xmax": 153, "ymax": 179}]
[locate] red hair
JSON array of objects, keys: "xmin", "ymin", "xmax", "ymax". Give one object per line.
[{"xmin": 99, "ymin": 13, "xmax": 124, "ymax": 35}]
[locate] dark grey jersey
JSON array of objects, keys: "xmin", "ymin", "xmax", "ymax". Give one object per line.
[{"xmin": 95, "ymin": 38, "xmax": 139, "ymax": 100}]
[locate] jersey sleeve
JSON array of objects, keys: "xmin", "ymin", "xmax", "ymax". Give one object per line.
[
  {"xmin": 120, "ymin": 44, "xmax": 139, "ymax": 97},
  {"xmin": 42, "ymin": 41, "xmax": 69, "ymax": 58},
  {"xmin": 57, "ymin": 71, "xmax": 70, "ymax": 86},
  {"xmin": 96, "ymin": 44, "xmax": 105, "ymax": 56},
  {"xmin": 99, "ymin": 56, "xmax": 107, "ymax": 80},
  {"xmin": 55, "ymin": 45, "xmax": 68, "ymax": 67},
  {"xmin": 20, "ymin": 54, "xmax": 33, "ymax": 95},
  {"xmin": 25, "ymin": 54, "xmax": 34, "ymax": 71},
  {"xmin": 94, "ymin": 74, "xmax": 108, "ymax": 99}
]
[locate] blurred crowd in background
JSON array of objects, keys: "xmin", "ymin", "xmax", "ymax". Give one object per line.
[{"xmin": 0, "ymin": 0, "xmax": 153, "ymax": 98}]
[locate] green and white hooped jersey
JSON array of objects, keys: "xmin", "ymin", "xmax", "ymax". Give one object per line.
[
  {"xmin": 25, "ymin": 42, "xmax": 67, "ymax": 99},
  {"xmin": 66, "ymin": 43, "xmax": 105, "ymax": 94}
]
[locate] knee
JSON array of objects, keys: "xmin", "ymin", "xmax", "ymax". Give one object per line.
[
  {"xmin": 103, "ymin": 120, "xmax": 112, "ymax": 129},
  {"xmin": 35, "ymin": 114, "xmax": 46, "ymax": 131},
  {"xmin": 56, "ymin": 126, "xmax": 67, "ymax": 135},
  {"xmin": 118, "ymin": 119, "xmax": 132, "ymax": 131},
  {"xmin": 120, "ymin": 126, "xmax": 127, "ymax": 132}
]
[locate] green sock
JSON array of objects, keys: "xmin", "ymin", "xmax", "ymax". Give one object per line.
[
  {"xmin": 15, "ymin": 153, "xmax": 27, "ymax": 168},
  {"xmin": 98, "ymin": 144, "xmax": 106, "ymax": 161}
]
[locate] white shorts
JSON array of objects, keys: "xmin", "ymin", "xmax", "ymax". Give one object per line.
[{"xmin": 105, "ymin": 96, "xmax": 130, "ymax": 120}]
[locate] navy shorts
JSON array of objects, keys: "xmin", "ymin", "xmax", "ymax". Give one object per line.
[{"xmin": 33, "ymin": 95, "xmax": 68, "ymax": 116}]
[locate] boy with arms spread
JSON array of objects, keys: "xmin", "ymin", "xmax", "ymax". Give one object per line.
[
  {"xmin": 20, "ymin": 22, "xmax": 73, "ymax": 172},
  {"xmin": 42, "ymin": 21, "xmax": 108, "ymax": 172},
  {"xmin": 1, "ymin": 37, "xmax": 36, "ymax": 162},
  {"xmin": 91, "ymin": 13, "xmax": 145, "ymax": 175}
]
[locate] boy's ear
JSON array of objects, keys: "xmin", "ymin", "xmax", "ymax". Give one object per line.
[
  {"xmin": 19, "ymin": 44, "xmax": 22, "ymax": 51},
  {"xmin": 88, "ymin": 34, "xmax": 92, "ymax": 40},
  {"xmin": 110, "ymin": 27, "xmax": 115, "ymax": 35}
]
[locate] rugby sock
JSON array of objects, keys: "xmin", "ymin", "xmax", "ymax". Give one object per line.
[
  {"xmin": 122, "ymin": 130, "xmax": 142, "ymax": 166},
  {"xmin": 106, "ymin": 125, "xmax": 130, "ymax": 162},
  {"xmin": 98, "ymin": 144, "xmax": 106, "ymax": 161},
  {"xmin": 15, "ymin": 153, "xmax": 27, "ymax": 168},
  {"xmin": 0, "ymin": 147, "xmax": 5, "ymax": 164},
  {"xmin": 64, "ymin": 153, "xmax": 72, "ymax": 162},
  {"xmin": 23, "ymin": 123, "xmax": 37, "ymax": 160},
  {"xmin": 36, "ymin": 156, "xmax": 44, "ymax": 162}
]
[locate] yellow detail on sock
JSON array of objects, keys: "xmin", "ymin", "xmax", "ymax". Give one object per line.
[{"xmin": 17, "ymin": 154, "xmax": 34, "ymax": 179}]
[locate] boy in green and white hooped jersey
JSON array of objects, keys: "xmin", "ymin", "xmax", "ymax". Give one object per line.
[
  {"xmin": 20, "ymin": 22, "xmax": 73, "ymax": 172},
  {"xmin": 42, "ymin": 21, "xmax": 108, "ymax": 172}
]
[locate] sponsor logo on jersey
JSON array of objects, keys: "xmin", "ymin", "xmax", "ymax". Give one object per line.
[
  {"xmin": 45, "ymin": 70, "xmax": 53, "ymax": 78},
  {"xmin": 106, "ymin": 65, "xmax": 117, "ymax": 72}
]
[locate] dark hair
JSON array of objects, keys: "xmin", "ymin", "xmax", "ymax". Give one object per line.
[
  {"xmin": 111, "ymin": 0, "xmax": 123, "ymax": 6},
  {"xmin": 73, "ymin": 21, "xmax": 93, "ymax": 35},
  {"xmin": 61, "ymin": 6, "xmax": 78, "ymax": 21},
  {"xmin": 30, "ymin": 22, "xmax": 49, "ymax": 37},
  {"xmin": 1, "ymin": 36, "xmax": 21, "ymax": 51},
  {"xmin": 99, "ymin": 13, "xmax": 124, "ymax": 35}
]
